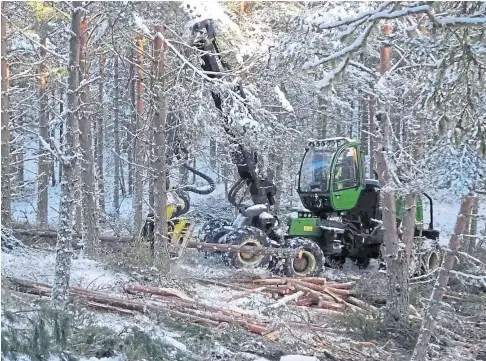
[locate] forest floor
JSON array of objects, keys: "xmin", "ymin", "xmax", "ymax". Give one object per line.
[{"xmin": 2, "ymin": 231, "xmax": 485, "ymax": 361}]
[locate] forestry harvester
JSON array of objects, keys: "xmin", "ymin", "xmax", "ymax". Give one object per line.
[{"xmin": 141, "ymin": 19, "xmax": 443, "ymax": 277}]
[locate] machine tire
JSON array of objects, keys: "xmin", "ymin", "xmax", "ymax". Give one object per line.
[
  {"xmin": 200, "ymin": 219, "xmax": 231, "ymax": 243},
  {"xmin": 223, "ymin": 226, "xmax": 272, "ymax": 269},
  {"xmin": 420, "ymin": 243, "xmax": 442, "ymax": 275},
  {"xmin": 282, "ymin": 237, "xmax": 325, "ymax": 277}
]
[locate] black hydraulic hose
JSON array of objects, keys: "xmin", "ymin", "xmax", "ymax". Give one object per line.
[
  {"xmin": 172, "ymin": 189, "xmax": 190, "ymax": 218},
  {"xmin": 228, "ymin": 177, "xmax": 246, "ymax": 208},
  {"xmin": 181, "ymin": 163, "xmax": 216, "ymax": 195}
]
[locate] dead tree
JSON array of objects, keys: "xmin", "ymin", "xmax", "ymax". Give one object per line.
[
  {"xmin": 37, "ymin": 35, "xmax": 49, "ymax": 228},
  {"xmin": 152, "ymin": 25, "xmax": 168, "ymax": 260},
  {"xmin": 78, "ymin": 16, "xmax": 98, "ymax": 252},
  {"xmin": 51, "ymin": 1, "xmax": 82, "ymax": 304},
  {"xmin": 113, "ymin": 56, "xmax": 120, "ymax": 215},
  {"xmin": 132, "ymin": 33, "xmax": 144, "ymax": 233},
  {"xmin": 411, "ymin": 195, "xmax": 476, "ymax": 361},
  {"xmin": 1, "ymin": 3, "xmax": 11, "ymax": 228}
]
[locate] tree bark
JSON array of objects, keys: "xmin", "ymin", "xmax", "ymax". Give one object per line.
[
  {"xmin": 113, "ymin": 56, "xmax": 120, "ymax": 216},
  {"xmin": 127, "ymin": 47, "xmax": 135, "ymax": 195},
  {"xmin": 132, "ymin": 33, "xmax": 144, "ymax": 233},
  {"xmin": 78, "ymin": 17, "xmax": 98, "ymax": 252},
  {"xmin": 51, "ymin": 2, "xmax": 82, "ymax": 305},
  {"xmin": 1, "ymin": 4, "xmax": 11, "ymax": 228},
  {"xmin": 59, "ymin": 95, "xmax": 63, "ymax": 183},
  {"xmin": 152, "ymin": 26, "xmax": 168, "ymax": 261},
  {"xmin": 148, "ymin": 46, "xmax": 155, "ymax": 210},
  {"xmin": 411, "ymin": 195, "xmax": 475, "ymax": 361},
  {"xmin": 37, "ymin": 36, "xmax": 49, "ymax": 228},
  {"xmin": 374, "ymin": 113, "xmax": 409, "ymax": 322},
  {"xmin": 464, "ymin": 197, "xmax": 479, "ymax": 254},
  {"xmin": 96, "ymin": 54, "xmax": 105, "ymax": 215}
]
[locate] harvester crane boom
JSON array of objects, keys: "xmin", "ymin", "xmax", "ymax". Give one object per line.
[{"xmin": 191, "ymin": 19, "xmax": 277, "ymax": 209}]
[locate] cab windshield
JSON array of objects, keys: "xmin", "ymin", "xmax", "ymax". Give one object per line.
[{"xmin": 299, "ymin": 148, "xmax": 334, "ymax": 192}]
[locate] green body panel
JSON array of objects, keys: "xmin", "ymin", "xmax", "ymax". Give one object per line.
[
  {"xmin": 331, "ymin": 187, "xmax": 362, "ymax": 211},
  {"xmin": 288, "ymin": 217, "xmax": 323, "ymax": 237},
  {"xmin": 330, "ymin": 142, "xmax": 363, "ymax": 211},
  {"xmin": 395, "ymin": 196, "xmax": 424, "ymax": 227}
]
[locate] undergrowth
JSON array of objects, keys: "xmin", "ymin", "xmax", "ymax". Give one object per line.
[
  {"xmin": 329, "ymin": 311, "xmax": 421, "ymax": 350},
  {"xmin": 1, "ymin": 297, "xmax": 191, "ymax": 361}
]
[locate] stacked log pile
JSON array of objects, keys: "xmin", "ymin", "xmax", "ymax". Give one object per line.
[
  {"xmin": 203, "ymin": 276, "xmax": 379, "ymax": 315},
  {"xmin": 4, "ymin": 275, "xmax": 378, "ymax": 336}
]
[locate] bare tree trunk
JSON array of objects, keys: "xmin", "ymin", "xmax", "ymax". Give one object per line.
[
  {"xmin": 59, "ymin": 95, "xmax": 63, "ymax": 183},
  {"xmin": 411, "ymin": 195, "xmax": 475, "ymax": 361},
  {"xmin": 16, "ymin": 114, "xmax": 24, "ymax": 185},
  {"xmin": 148, "ymin": 46, "xmax": 155, "ymax": 210},
  {"xmin": 368, "ymin": 97, "xmax": 376, "ymax": 173},
  {"xmin": 96, "ymin": 54, "xmax": 105, "ymax": 215},
  {"xmin": 192, "ymin": 157, "xmax": 196, "ymax": 183},
  {"xmin": 37, "ymin": 36, "xmax": 49, "ymax": 228},
  {"xmin": 113, "ymin": 56, "xmax": 120, "ymax": 216},
  {"xmin": 127, "ymin": 47, "xmax": 135, "ymax": 195},
  {"xmin": 1, "ymin": 4, "xmax": 11, "ymax": 228},
  {"xmin": 210, "ymin": 138, "xmax": 217, "ymax": 171},
  {"xmin": 78, "ymin": 17, "xmax": 98, "ymax": 252},
  {"xmin": 464, "ymin": 197, "xmax": 479, "ymax": 254},
  {"xmin": 132, "ymin": 33, "xmax": 144, "ymax": 233},
  {"xmin": 49, "ymin": 88, "xmax": 56, "ymax": 187},
  {"xmin": 374, "ymin": 113, "xmax": 409, "ymax": 322},
  {"xmin": 51, "ymin": 2, "xmax": 82, "ymax": 305},
  {"xmin": 152, "ymin": 26, "xmax": 168, "ymax": 261}
]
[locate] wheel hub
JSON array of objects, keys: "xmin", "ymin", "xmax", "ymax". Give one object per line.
[
  {"xmin": 236, "ymin": 238, "xmax": 263, "ymax": 266},
  {"xmin": 292, "ymin": 250, "xmax": 316, "ymax": 276}
]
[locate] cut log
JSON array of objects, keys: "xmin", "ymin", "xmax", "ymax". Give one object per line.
[
  {"xmin": 269, "ymin": 291, "xmax": 304, "ymax": 309},
  {"xmin": 225, "ymin": 286, "xmax": 267, "ymax": 302},
  {"xmin": 125, "ymin": 283, "xmax": 194, "ymax": 301}
]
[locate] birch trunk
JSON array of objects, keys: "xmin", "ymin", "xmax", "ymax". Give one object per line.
[
  {"xmin": 96, "ymin": 54, "xmax": 105, "ymax": 215},
  {"xmin": 51, "ymin": 2, "xmax": 82, "ymax": 305},
  {"xmin": 132, "ymin": 34, "xmax": 144, "ymax": 233},
  {"xmin": 37, "ymin": 36, "xmax": 49, "ymax": 228},
  {"xmin": 152, "ymin": 26, "xmax": 168, "ymax": 261},
  {"xmin": 78, "ymin": 17, "xmax": 98, "ymax": 252},
  {"xmin": 1, "ymin": 4, "xmax": 11, "ymax": 228},
  {"xmin": 113, "ymin": 56, "xmax": 120, "ymax": 216},
  {"xmin": 410, "ymin": 195, "xmax": 476, "ymax": 361}
]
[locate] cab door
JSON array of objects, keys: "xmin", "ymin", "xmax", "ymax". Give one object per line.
[{"xmin": 330, "ymin": 144, "xmax": 362, "ymax": 211}]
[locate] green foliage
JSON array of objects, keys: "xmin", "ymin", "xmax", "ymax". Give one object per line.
[
  {"xmin": 1, "ymin": 302, "xmax": 193, "ymax": 361},
  {"xmin": 120, "ymin": 326, "xmax": 186, "ymax": 361}
]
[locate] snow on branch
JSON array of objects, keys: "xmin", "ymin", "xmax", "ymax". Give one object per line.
[
  {"xmin": 316, "ymin": 1, "xmax": 393, "ymax": 30},
  {"xmin": 302, "ymin": 22, "xmax": 374, "ymax": 69},
  {"xmin": 314, "ymin": 57, "xmax": 349, "ymax": 89}
]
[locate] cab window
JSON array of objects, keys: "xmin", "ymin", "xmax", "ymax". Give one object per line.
[{"xmin": 333, "ymin": 147, "xmax": 359, "ymax": 190}]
